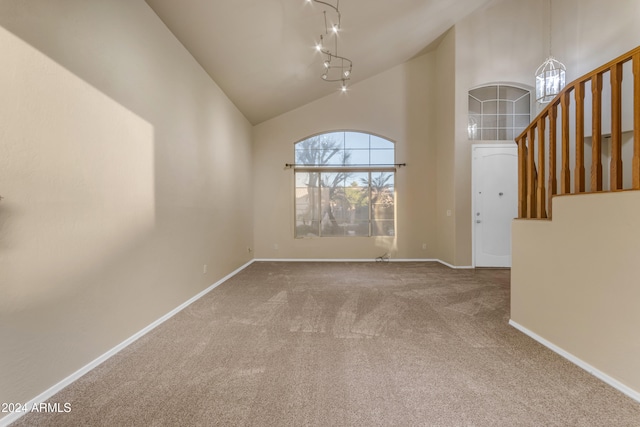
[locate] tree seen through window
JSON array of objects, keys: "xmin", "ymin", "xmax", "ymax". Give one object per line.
[{"xmin": 294, "ymin": 132, "xmax": 394, "ymax": 237}]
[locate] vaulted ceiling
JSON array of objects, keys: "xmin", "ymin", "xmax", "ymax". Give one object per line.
[{"xmin": 145, "ymin": 0, "xmax": 497, "ymax": 124}]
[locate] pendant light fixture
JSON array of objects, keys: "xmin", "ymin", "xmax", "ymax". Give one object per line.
[
  {"xmin": 536, "ymin": 0, "xmax": 566, "ymax": 103},
  {"xmin": 307, "ymin": 0, "xmax": 353, "ymax": 92}
]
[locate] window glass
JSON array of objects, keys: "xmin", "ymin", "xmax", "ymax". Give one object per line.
[
  {"xmin": 347, "ymin": 149, "xmax": 369, "ymax": 165},
  {"xmin": 468, "ymin": 84, "xmax": 531, "ymax": 141},
  {"xmin": 370, "ymin": 135, "xmax": 394, "ymax": 150},
  {"xmin": 295, "ymin": 172, "xmax": 320, "ymax": 237},
  {"xmin": 370, "ymin": 172, "xmax": 394, "ymax": 237},
  {"xmin": 345, "ymin": 132, "xmax": 369, "ymax": 149},
  {"xmin": 469, "ymin": 97, "xmax": 481, "ymax": 115},
  {"xmin": 294, "ymin": 132, "xmax": 395, "ymax": 238},
  {"xmin": 370, "ymin": 149, "xmax": 394, "ymax": 165}
]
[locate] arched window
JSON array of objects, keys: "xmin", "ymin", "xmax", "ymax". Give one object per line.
[
  {"xmin": 294, "ymin": 131, "xmax": 395, "ymax": 238},
  {"xmin": 468, "ymin": 84, "xmax": 531, "ymax": 141}
]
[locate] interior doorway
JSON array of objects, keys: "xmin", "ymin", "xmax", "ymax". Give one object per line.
[{"xmin": 472, "ymin": 144, "xmax": 518, "ymax": 267}]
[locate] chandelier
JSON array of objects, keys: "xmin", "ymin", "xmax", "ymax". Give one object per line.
[
  {"xmin": 307, "ymin": 0, "xmax": 353, "ymax": 92},
  {"xmin": 536, "ymin": 57, "xmax": 566, "ymax": 103},
  {"xmin": 536, "ymin": 0, "xmax": 566, "ymax": 103}
]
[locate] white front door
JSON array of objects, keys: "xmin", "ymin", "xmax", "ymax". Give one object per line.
[{"xmin": 472, "ymin": 144, "xmax": 518, "ymax": 267}]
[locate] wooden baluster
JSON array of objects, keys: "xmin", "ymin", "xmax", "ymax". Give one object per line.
[
  {"xmin": 591, "ymin": 74, "xmax": 603, "ymax": 191},
  {"xmin": 560, "ymin": 91, "xmax": 571, "ymax": 194},
  {"xmin": 537, "ymin": 118, "xmax": 547, "ymax": 218},
  {"xmin": 611, "ymin": 62, "xmax": 623, "ymax": 190},
  {"xmin": 633, "ymin": 53, "xmax": 640, "ymax": 189},
  {"xmin": 548, "ymin": 105, "xmax": 558, "ymax": 218},
  {"xmin": 527, "ymin": 127, "xmax": 537, "ymax": 218},
  {"xmin": 513, "ymin": 47, "xmax": 640, "ymax": 216},
  {"xmin": 517, "ymin": 135, "xmax": 527, "ymax": 218},
  {"xmin": 575, "ymin": 82, "xmax": 586, "ymax": 192}
]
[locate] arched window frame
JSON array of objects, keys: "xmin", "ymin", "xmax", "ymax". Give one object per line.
[
  {"xmin": 468, "ymin": 84, "xmax": 532, "ymax": 141},
  {"xmin": 292, "ymin": 131, "xmax": 396, "ymax": 238}
]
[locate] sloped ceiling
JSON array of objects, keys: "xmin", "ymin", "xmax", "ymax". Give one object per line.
[{"xmin": 145, "ymin": 0, "xmax": 497, "ymax": 124}]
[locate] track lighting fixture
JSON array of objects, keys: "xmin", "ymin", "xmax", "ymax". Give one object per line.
[{"xmin": 307, "ymin": 0, "xmax": 353, "ymax": 92}]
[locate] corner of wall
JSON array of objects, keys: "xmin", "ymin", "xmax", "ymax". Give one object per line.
[{"xmin": 434, "ymin": 28, "xmax": 456, "ymax": 265}]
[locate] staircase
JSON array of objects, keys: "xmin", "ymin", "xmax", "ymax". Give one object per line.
[
  {"xmin": 510, "ymin": 46, "xmax": 640, "ymax": 403},
  {"xmin": 516, "ymin": 46, "xmax": 640, "ymax": 219}
]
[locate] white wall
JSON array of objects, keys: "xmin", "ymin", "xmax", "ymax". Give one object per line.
[
  {"xmin": 253, "ymin": 53, "xmax": 438, "ymax": 260},
  {"xmin": 451, "ymin": 0, "xmax": 545, "ymax": 266},
  {"xmin": 557, "ymin": 0, "xmax": 640, "ymax": 143},
  {"xmin": 512, "ymin": 191, "xmax": 640, "ymax": 396},
  {"xmin": 435, "ymin": 30, "xmax": 457, "ymax": 265},
  {"xmin": 0, "ymin": 0, "xmax": 253, "ymax": 409},
  {"xmin": 554, "ymin": 0, "xmax": 640, "ymax": 81}
]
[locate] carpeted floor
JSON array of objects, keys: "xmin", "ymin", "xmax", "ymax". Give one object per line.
[{"xmin": 12, "ymin": 262, "xmax": 640, "ymax": 426}]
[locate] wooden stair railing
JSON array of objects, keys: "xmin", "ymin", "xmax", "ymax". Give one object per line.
[{"xmin": 516, "ymin": 46, "xmax": 640, "ymax": 219}]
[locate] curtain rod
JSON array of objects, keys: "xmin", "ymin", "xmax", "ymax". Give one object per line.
[{"xmin": 284, "ymin": 163, "xmax": 406, "ymax": 169}]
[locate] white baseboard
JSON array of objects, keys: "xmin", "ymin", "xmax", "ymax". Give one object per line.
[
  {"xmin": 0, "ymin": 259, "xmax": 255, "ymax": 427},
  {"xmin": 254, "ymin": 258, "xmax": 380, "ymax": 262},
  {"xmin": 509, "ymin": 319, "xmax": 640, "ymax": 404},
  {"xmin": 253, "ymin": 258, "xmax": 471, "ymax": 267},
  {"xmin": 254, "ymin": 259, "xmax": 441, "ymax": 262},
  {"xmin": 437, "ymin": 260, "xmax": 474, "ymax": 269}
]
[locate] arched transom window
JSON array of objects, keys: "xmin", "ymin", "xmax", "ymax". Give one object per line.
[
  {"xmin": 468, "ymin": 84, "xmax": 531, "ymax": 141},
  {"xmin": 294, "ymin": 131, "xmax": 395, "ymax": 238}
]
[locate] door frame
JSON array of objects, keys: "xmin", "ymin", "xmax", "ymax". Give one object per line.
[{"xmin": 471, "ymin": 142, "xmax": 518, "ymax": 268}]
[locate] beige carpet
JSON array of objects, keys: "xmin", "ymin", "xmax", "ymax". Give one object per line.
[{"xmin": 12, "ymin": 262, "xmax": 640, "ymax": 426}]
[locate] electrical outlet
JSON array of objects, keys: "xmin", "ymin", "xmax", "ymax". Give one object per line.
[
  {"xmin": 203, "ymin": 264, "xmax": 207, "ymax": 274},
  {"xmin": 422, "ymin": 243, "xmax": 427, "ymax": 250},
  {"xmin": 446, "ymin": 209, "xmax": 452, "ymax": 217},
  {"xmin": 273, "ymin": 243, "xmax": 279, "ymax": 250}
]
